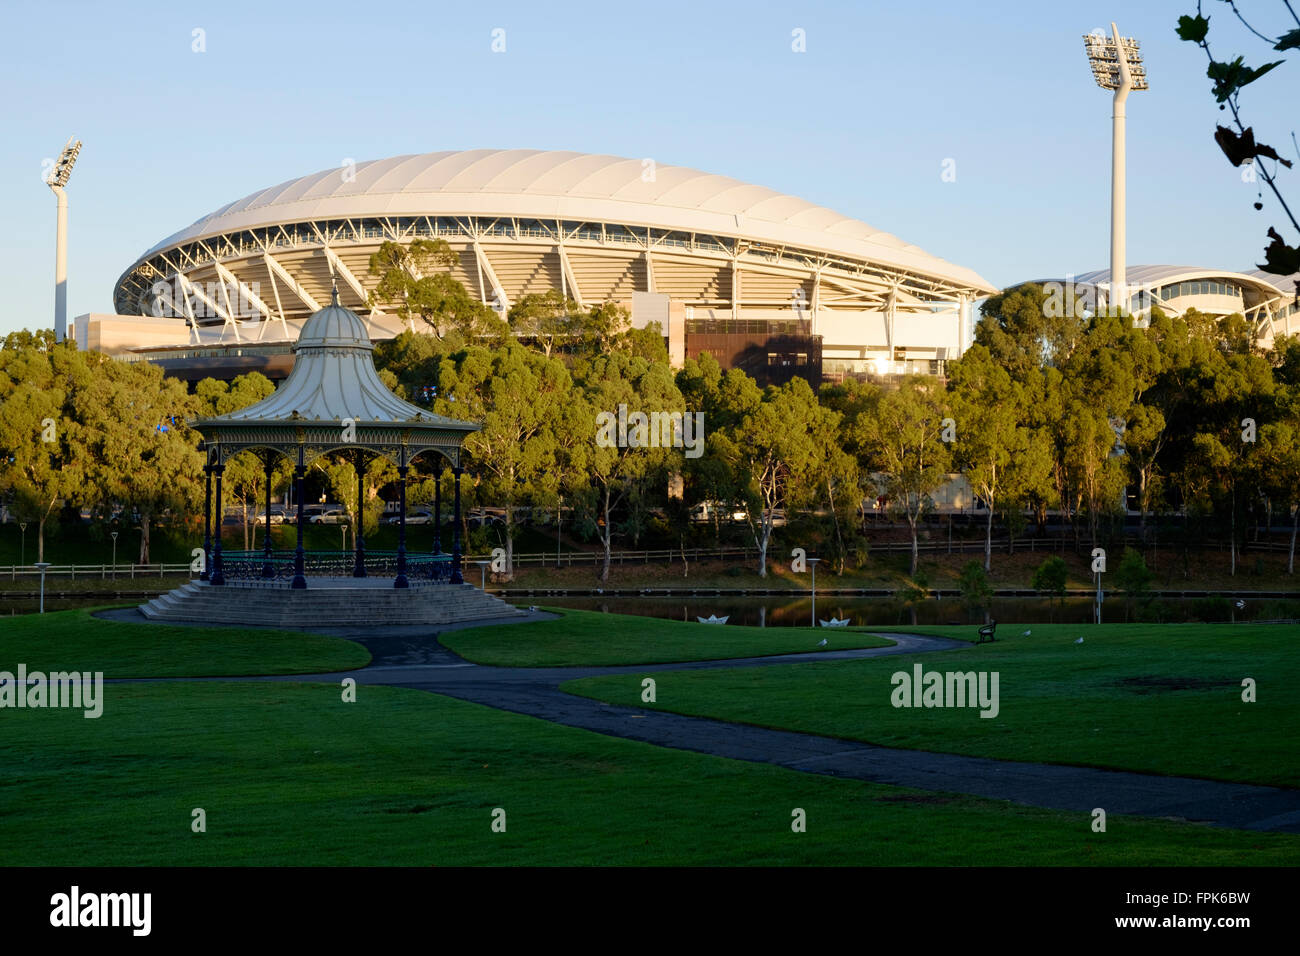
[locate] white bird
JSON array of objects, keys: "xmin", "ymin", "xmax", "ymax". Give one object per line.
[
  {"xmin": 528, "ymin": 605, "xmax": 538, "ymax": 612},
  {"xmin": 1074, "ymin": 637, "xmax": 1084, "ymax": 644},
  {"xmin": 817, "ymin": 638, "xmax": 828, "ymax": 647},
  {"xmin": 1022, "ymin": 629, "xmax": 1032, "ymax": 637}
]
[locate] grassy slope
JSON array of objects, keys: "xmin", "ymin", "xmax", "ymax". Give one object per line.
[
  {"xmin": 1, "ymin": 681, "xmax": 1294, "ymax": 866},
  {"xmin": 439, "ymin": 607, "xmax": 892, "ymax": 666},
  {"xmin": 0, "ymin": 608, "xmax": 370, "ymax": 677},
  {"xmin": 565, "ymin": 623, "xmax": 1300, "ymax": 788}
]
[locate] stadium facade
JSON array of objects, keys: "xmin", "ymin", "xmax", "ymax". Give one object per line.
[
  {"xmin": 82, "ymin": 149, "xmax": 998, "ymax": 384},
  {"xmin": 1031, "ymin": 265, "xmax": 1300, "ymax": 343}
]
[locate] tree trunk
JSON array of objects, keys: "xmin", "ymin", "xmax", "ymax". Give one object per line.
[
  {"xmin": 755, "ymin": 514, "xmax": 771, "ymax": 578},
  {"xmin": 1230, "ymin": 489, "xmax": 1237, "ymax": 577},
  {"xmin": 504, "ymin": 505, "xmax": 515, "ymax": 582},
  {"xmin": 908, "ymin": 510, "xmax": 919, "ymax": 577},
  {"xmin": 600, "ymin": 486, "xmax": 612, "ymax": 582},
  {"xmin": 1289, "ymin": 503, "xmax": 1297, "ymax": 575},
  {"xmin": 984, "ymin": 500, "xmax": 993, "ymax": 572},
  {"xmin": 138, "ymin": 516, "xmax": 151, "ymax": 565},
  {"xmin": 827, "ymin": 480, "xmax": 846, "ymax": 575}
]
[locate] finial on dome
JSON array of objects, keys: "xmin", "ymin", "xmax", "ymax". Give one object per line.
[{"xmin": 330, "ymin": 281, "xmax": 340, "ymax": 307}]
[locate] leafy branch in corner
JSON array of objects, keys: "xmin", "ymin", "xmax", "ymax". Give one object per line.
[{"xmin": 1177, "ymin": 1, "xmax": 1300, "ymax": 276}]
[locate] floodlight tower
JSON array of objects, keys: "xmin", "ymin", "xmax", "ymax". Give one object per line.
[
  {"xmin": 1083, "ymin": 24, "xmax": 1147, "ymax": 314},
  {"xmin": 45, "ymin": 138, "xmax": 82, "ymax": 343}
]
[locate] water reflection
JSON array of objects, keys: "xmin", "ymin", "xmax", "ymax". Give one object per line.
[{"xmin": 538, "ymin": 595, "xmax": 1294, "ymax": 627}]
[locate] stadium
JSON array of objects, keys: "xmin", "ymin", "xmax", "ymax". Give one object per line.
[
  {"xmin": 85, "ymin": 149, "xmax": 998, "ymax": 384},
  {"xmin": 1031, "ymin": 265, "xmax": 1300, "ymax": 343}
]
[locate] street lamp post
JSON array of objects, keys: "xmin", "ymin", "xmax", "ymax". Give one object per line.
[
  {"xmin": 45, "ymin": 138, "xmax": 82, "ymax": 344},
  {"xmin": 1083, "ymin": 24, "xmax": 1147, "ymax": 315},
  {"xmin": 34, "ymin": 562, "xmax": 51, "ymax": 614},
  {"xmin": 110, "ymin": 531, "xmax": 119, "ymax": 581},
  {"xmin": 18, "ymin": 522, "xmax": 26, "ymax": 567},
  {"xmin": 808, "ymin": 557, "xmax": 821, "ymax": 628},
  {"xmin": 1095, "ymin": 569, "xmax": 1103, "ymax": 625}
]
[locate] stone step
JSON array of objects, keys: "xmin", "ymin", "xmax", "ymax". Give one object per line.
[{"xmin": 138, "ymin": 579, "xmax": 525, "ymax": 628}]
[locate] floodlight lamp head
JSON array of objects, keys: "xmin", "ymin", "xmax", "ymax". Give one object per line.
[
  {"xmin": 47, "ymin": 137, "xmax": 82, "ymax": 188},
  {"xmin": 1082, "ymin": 23, "xmax": 1147, "ymax": 94}
]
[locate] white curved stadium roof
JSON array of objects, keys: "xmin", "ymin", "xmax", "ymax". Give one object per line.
[
  {"xmin": 141, "ymin": 149, "xmax": 996, "ymax": 293},
  {"xmin": 1072, "ymin": 264, "xmax": 1283, "ymax": 295}
]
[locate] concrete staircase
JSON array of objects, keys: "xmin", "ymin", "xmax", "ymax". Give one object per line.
[{"xmin": 140, "ymin": 579, "xmax": 526, "ymax": 628}]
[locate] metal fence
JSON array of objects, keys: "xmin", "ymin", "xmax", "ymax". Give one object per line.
[{"xmin": 1, "ymin": 535, "xmax": 1293, "ymax": 580}]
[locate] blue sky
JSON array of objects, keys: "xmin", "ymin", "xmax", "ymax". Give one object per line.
[{"xmin": 0, "ymin": 0, "xmax": 1293, "ymax": 335}]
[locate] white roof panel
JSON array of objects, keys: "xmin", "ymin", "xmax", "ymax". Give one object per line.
[{"xmin": 134, "ymin": 149, "xmax": 997, "ymax": 294}]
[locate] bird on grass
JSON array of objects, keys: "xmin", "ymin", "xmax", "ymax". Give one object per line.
[
  {"xmin": 817, "ymin": 638, "xmax": 828, "ymax": 647},
  {"xmin": 1022, "ymin": 629, "xmax": 1032, "ymax": 637},
  {"xmin": 1074, "ymin": 637, "xmax": 1084, "ymax": 644}
]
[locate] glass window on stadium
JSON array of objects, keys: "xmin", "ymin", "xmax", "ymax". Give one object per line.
[
  {"xmin": 516, "ymin": 219, "xmax": 548, "ymax": 239},
  {"xmin": 1161, "ymin": 279, "xmax": 1244, "ymax": 299},
  {"xmin": 604, "ymin": 224, "xmax": 639, "ymax": 245}
]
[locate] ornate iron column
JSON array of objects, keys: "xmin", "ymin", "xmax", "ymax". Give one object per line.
[
  {"xmin": 292, "ymin": 458, "xmax": 307, "ymax": 590},
  {"xmin": 262, "ymin": 453, "xmax": 276, "ymax": 578},
  {"xmin": 211, "ymin": 462, "xmax": 225, "ymax": 586},
  {"xmin": 395, "ymin": 463, "xmax": 409, "ymax": 589},
  {"xmin": 451, "ymin": 465, "xmax": 464, "ymax": 584},
  {"xmin": 432, "ymin": 461, "xmax": 442, "ymax": 555},
  {"xmin": 352, "ymin": 451, "xmax": 366, "ymax": 578},
  {"xmin": 200, "ymin": 463, "xmax": 212, "ymax": 582}
]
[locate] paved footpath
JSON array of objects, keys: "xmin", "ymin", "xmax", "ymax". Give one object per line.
[{"xmin": 99, "ymin": 609, "xmax": 1300, "ymax": 833}]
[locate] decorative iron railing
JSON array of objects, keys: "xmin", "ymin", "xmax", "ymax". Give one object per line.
[{"xmin": 214, "ymin": 550, "xmax": 453, "ymax": 584}]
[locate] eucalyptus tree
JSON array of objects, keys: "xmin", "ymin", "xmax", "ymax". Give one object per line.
[
  {"xmin": 429, "ymin": 343, "xmax": 576, "ymax": 579},
  {"xmin": 730, "ymin": 375, "xmax": 847, "ymax": 577},
  {"xmin": 947, "ymin": 344, "xmax": 1022, "ymax": 571},
  {"xmin": 0, "ymin": 339, "xmax": 89, "ymax": 562},
  {"xmin": 579, "ymin": 352, "xmax": 684, "ymax": 581},
  {"xmin": 857, "ymin": 375, "xmax": 952, "ymax": 577},
  {"xmin": 368, "ymin": 238, "xmax": 509, "ymax": 342},
  {"xmin": 72, "ymin": 358, "xmax": 202, "ymax": 564}
]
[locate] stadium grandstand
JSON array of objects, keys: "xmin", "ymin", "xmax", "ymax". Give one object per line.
[{"xmin": 79, "ymin": 149, "xmax": 998, "ymax": 384}]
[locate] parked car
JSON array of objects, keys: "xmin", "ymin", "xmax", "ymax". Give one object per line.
[
  {"xmin": 381, "ymin": 509, "xmax": 434, "ymax": 526},
  {"xmin": 256, "ymin": 508, "xmax": 287, "ymax": 525},
  {"xmin": 689, "ymin": 502, "xmax": 748, "ymax": 524},
  {"xmin": 293, "ymin": 504, "xmax": 339, "ymax": 525},
  {"xmin": 309, "ymin": 509, "xmax": 349, "ymax": 525}
]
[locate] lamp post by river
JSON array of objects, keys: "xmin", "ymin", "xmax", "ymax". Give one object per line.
[
  {"xmin": 111, "ymin": 531, "xmax": 119, "ymax": 580},
  {"xmin": 19, "ymin": 522, "xmax": 26, "ymax": 566},
  {"xmin": 34, "ymin": 562, "xmax": 51, "ymax": 614},
  {"xmin": 808, "ymin": 557, "xmax": 821, "ymax": 628}
]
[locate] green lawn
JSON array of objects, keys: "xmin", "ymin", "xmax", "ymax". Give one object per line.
[
  {"xmin": 564, "ymin": 623, "xmax": 1300, "ymax": 788},
  {"xmin": 1, "ymin": 681, "xmax": 1294, "ymax": 866},
  {"xmin": 0, "ymin": 608, "xmax": 370, "ymax": 677},
  {"xmin": 439, "ymin": 607, "xmax": 893, "ymax": 667}
]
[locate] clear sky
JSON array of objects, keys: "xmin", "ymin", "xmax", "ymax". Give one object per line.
[{"xmin": 0, "ymin": 0, "xmax": 1293, "ymax": 335}]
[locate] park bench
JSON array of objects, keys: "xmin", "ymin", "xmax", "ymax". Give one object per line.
[{"xmin": 977, "ymin": 620, "xmax": 997, "ymax": 644}]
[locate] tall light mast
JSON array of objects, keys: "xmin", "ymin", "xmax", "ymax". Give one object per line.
[
  {"xmin": 45, "ymin": 138, "xmax": 82, "ymax": 343},
  {"xmin": 1083, "ymin": 24, "xmax": 1147, "ymax": 314}
]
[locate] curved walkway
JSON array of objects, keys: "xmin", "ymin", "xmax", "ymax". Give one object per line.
[{"xmin": 98, "ymin": 609, "xmax": 1300, "ymax": 833}]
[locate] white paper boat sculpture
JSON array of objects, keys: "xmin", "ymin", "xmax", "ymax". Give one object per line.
[
  {"xmin": 819, "ymin": 617, "xmax": 851, "ymax": 628},
  {"xmin": 696, "ymin": 614, "xmax": 729, "ymax": 624}
]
